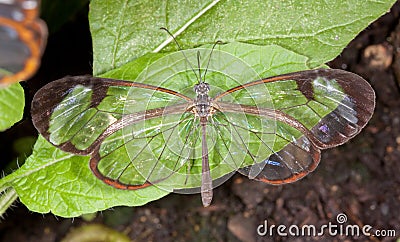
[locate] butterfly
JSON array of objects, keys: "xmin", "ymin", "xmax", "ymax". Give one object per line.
[
  {"xmin": 31, "ymin": 47, "xmax": 375, "ymax": 207},
  {"xmin": 0, "ymin": 0, "xmax": 47, "ymax": 86}
]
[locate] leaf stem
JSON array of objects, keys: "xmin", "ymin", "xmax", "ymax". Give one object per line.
[{"xmin": 0, "ymin": 187, "xmax": 18, "ymax": 218}]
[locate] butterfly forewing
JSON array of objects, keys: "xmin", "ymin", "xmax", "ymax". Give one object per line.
[
  {"xmin": 214, "ymin": 68, "xmax": 375, "ymax": 184},
  {"xmin": 31, "ymin": 75, "xmax": 191, "ymax": 152}
]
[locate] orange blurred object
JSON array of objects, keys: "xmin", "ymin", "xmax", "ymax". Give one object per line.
[{"xmin": 0, "ymin": 0, "xmax": 47, "ymax": 86}]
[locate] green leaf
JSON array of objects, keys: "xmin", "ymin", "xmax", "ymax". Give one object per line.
[
  {"xmin": 61, "ymin": 224, "xmax": 130, "ymax": 242},
  {"xmin": 0, "ymin": 136, "xmax": 169, "ymax": 217},
  {"xmin": 0, "ymin": 83, "xmax": 24, "ymax": 131},
  {"xmin": 89, "ymin": 0, "xmax": 396, "ymax": 75}
]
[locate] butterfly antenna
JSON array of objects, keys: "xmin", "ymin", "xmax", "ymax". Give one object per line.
[
  {"xmin": 160, "ymin": 27, "xmax": 200, "ymax": 82},
  {"xmin": 197, "ymin": 51, "xmax": 203, "ymax": 83},
  {"xmin": 202, "ymin": 40, "xmax": 222, "ymax": 83}
]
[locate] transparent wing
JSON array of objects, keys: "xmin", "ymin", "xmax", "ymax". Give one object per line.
[
  {"xmin": 213, "ymin": 68, "xmax": 375, "ymax": 184},
  {"xmin": 89, "ymin": 112, "xmax": 198, "ymax": 190},
  {"xmin": 89, "ymin": 108, "xmax": 238, "ymax": 192},
  {"xmin": 0, "ymin": 0, "xmax": 47, "ymax": 85}
]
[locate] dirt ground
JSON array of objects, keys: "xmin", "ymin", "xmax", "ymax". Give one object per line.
[{"xmin": 0, "ymin": 2, "xmax": 399, "ymax": 242}]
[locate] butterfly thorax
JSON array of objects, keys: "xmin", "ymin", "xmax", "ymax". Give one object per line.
[{"xmin": 193, "ymin": 82, "xmax": 213, "ymax": 119}]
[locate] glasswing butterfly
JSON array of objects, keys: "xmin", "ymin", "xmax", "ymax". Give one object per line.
[
  {"xmin": 0, "ymin": 0, "xmax": 47, "ymax": 86},
  {"xmin": 31, "ymin": 44, "xmax": 375, "ymax": 207}
]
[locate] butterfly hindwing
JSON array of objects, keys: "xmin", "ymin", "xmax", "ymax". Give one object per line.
[{"xmin": 213, "ymin": 68, "xmax": 375, "ymax": 184}]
